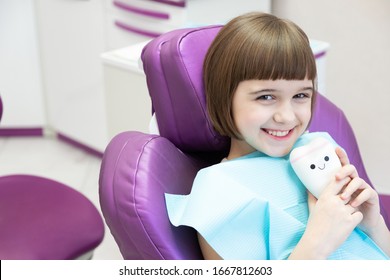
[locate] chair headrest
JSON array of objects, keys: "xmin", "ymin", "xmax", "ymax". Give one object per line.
[{"xmin": 141, "ymin": 26, "xmax": 230, "ymax": 154}]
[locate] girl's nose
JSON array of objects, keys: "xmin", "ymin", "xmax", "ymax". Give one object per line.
[{"xmin": 273, "ymin": 104, "xmax": 295, "ymax": 124}]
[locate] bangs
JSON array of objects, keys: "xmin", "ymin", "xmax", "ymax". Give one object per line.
[{"xmin": 232, "ymin": 20, "xmax": 317, "ymax": 83}]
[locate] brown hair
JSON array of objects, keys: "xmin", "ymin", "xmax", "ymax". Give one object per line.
[{"xmin": 204, "ymin": 12, "xmax": 317, "ymax": 139}]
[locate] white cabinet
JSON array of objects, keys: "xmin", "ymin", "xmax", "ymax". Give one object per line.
[
  {"xmin": 35, "ymin": 0, "xmax": 108, "ymax": 152},
  {"xmin": 0, "ymin": 0, "xmax": 45, "ymax": 132},
  {"xmin": 34, "ymin": 0, "xmax": 188, "ymax": 153},
  {"xmin": 105, "ymin": 0, "xmax": 272, "ymax": 49},
  {"xmin": 101, "ymin": 42, "xmax": 152, "ymax": 140},
  {"xmin": 105, "ymin": 0, "xmax": 186, "ymax": 49}
]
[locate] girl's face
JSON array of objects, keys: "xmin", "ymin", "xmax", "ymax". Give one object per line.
[{"xmin": 228, "ymin": 79, "xmax": 313, "ymax": 159}]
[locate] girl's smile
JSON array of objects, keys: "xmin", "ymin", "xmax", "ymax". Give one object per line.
[
  {"xmin": 262, "ymin": 128, "xmax": 294, "ymax": 139},
  {"xmin": 227, "ymin": 79, "xmax": 313, "ymax": 159}
]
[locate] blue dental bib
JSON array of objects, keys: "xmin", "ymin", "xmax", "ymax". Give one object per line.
[{"xmin": 165, "ymin": 132, "xmax": 389, "ymax": 260}]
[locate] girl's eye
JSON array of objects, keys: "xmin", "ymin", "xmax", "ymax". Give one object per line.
[
  {"xmin": 294, "ymin": 93, "xmax": 310, "ymax": 99},
  {"xmin": 256, "ymin": 95, "xmax": 274, "ymax": 101}
]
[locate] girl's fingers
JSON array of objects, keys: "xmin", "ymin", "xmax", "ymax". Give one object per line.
[
  {"xmin": 349, "ymin": 189, "xmax": 371, "ymax": 208},
  {"xmin": 336, "ymin": 164, "xmax": 359, "ymax": 181},
  {"xmin": 336, "ymin": 147, "xmax": 349, "ymax": 166},
  {"xmin": 341, "ymin": 178, "xmax": 366, "ymax": 199},
  {"xmin": 346, "ymin": 204, "xmax": 359, "ymax": 214},
  {"xmin": 351, "ymin": 210, "xmax": 364, "ymax": 224},
  {"xmin": 340, "ymin": 177, "xmax": 377, "ymax": 208},
  {"xmin": 325, "ymin": 176, "xmax": 351, "ymax": 196}
]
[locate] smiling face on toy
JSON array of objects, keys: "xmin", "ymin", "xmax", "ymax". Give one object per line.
[
  {"xmin": 290, "ymin": 137, "xmax": 342, "ymax": 198},
  {"xmin": 310, "ymin": 155, "xmax": 331, "ymax": 171}
]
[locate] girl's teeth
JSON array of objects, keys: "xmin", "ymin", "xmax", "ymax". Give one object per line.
[{"xmin": 266, "ymin": 130, "xmax": 289, "ymax": 137}]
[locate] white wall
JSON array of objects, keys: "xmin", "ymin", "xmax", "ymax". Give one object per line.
[{"xmin": 273, "ymin": 0, "xmax": 390, "ymax": 194}]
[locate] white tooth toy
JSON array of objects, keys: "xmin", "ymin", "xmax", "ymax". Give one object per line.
[{"xmin": 290, "ymin": 137, "xmax": 342, "ymax": 198}]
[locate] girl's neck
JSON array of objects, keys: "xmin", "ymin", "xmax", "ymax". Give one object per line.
[{"xmin": 226, "ymin": 138, "xmax": 257, "ymax": 160}]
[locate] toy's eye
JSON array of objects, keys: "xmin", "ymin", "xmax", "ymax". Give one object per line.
[
  {"xmin": 310, "ymin": 164, "xmax": 316, "ymax": 169},
  {"xmin": 324, "ymin": 156, "xmax": 329, "ymax": 161}
]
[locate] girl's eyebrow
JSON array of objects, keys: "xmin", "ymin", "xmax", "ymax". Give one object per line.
[
  {"xmin": 250, "ymin": 89, "xmax": 276, "ymax": 94},
  {"xmin": 250, "ymin": 87, "xmax": 314, "ymax": 94},
  {"xmin": 300, "ymin": 87, "xmax": 315, "ymax": 92}
]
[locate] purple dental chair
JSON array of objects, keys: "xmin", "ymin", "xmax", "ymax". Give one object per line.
[
  {"xmin": 99, "ymin": 25, "xmax": 390, "ymax": 260},
  {"xmin": 0, "ymin": 97, "xmax": 104, "ymax": 259}
]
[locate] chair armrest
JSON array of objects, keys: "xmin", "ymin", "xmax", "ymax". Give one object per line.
[{"xmin": 99, "ymin": 131, "xmax": 205, "ymax": 259}]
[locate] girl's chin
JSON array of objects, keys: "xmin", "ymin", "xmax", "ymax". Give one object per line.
[{"xmin": 263, "ymin": 150, "xmax": 290, "ymax": 158}]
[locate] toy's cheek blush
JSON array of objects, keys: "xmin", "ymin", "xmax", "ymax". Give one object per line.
[{"xmin": 290, "ymin": 137, "xmax": 342, "ymax": 198}]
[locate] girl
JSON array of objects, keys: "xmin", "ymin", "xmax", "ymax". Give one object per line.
[{"xmin": 165, "ymin": 12, "xmax": 390, "ymax": 260}]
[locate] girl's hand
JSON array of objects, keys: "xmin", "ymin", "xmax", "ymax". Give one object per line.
[
  {"xmin": 294, "ymin": 147, "xmax": 390, "ymax": 260},
  {"xmin": 335, "ymin": 148, "xmax": 381, "ymax": 233},
  {"xmin": 334, "ymin": 148, "xmax": 390, "ymax": 257},
  {"xmin": 303, "ymin": 176, "xmax": 363, "ymax": 259}
]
